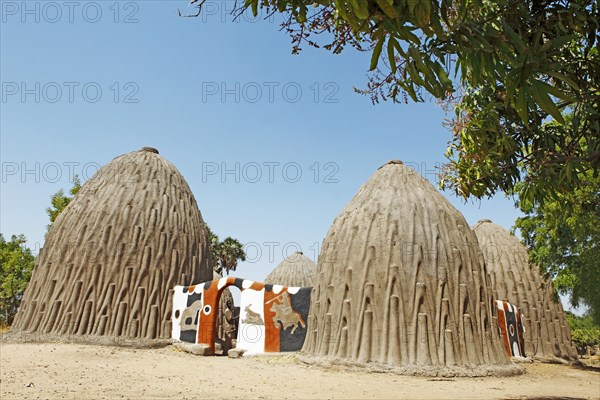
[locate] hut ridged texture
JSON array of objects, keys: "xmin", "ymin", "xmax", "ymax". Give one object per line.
[
  {"xmin": 473, "ymin": 220, "xmax": 578, "ymax": 361},
  {"xmin": 11, "ymin": 148, "xmax": 213, "ymax": 344},
  {"xmin": 301, "ymin": 161, "xmax": 516, "ymax": 375},
  {"xmin": 264, "ymin": 252, "xmax": 317, "ymax": 288}
]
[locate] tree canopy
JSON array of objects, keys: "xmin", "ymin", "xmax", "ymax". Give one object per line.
[
  {"xmin": 0, "ymin": 178, "xmax": 81, "ymax": 325},
  {"xmin": 565, "ymin": 311, "xmax": 600, "ymax": 354},
  {"xmin": 204, "ymin": 224, "xmax": 247, "ymax": 275},
  {"xmin": 186, "ymin": 0, "xmax": 599, "ymax": 319},
  {"xmin": 0, "ymin": 234, "xmax": 35, "ymax": 325},
  {"xmin": 192, "ymin": 0, "xmax": 599, "ymax": 203},
  {"xmin": 46, "ymin": 176, "xmax": 81, "ymax": 233},
  {"xmin": 514, "ymin": 168, "xmax": 600, "ymax": 324}
]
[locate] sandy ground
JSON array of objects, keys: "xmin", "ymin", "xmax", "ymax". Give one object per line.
[{"xmin": 1, "ymin": 342, "xmax": 598, "ymax": 400}]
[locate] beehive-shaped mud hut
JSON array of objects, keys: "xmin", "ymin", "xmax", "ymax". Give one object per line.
[
  {"xmin": 301, "ymin": 161, "xmax": 518, "ymax": 375},
  {"xmin": 473, "ymin": 220, "xmax": 578, "ymax": 361},
  {"xmin": 264, "ymin": 252, "xmax": 317, "ymax": 288},
  {"xmin": 11, "ymin": 147, "xmax": 213, "ymax": 345}
]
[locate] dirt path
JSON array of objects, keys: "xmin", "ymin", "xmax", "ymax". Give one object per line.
[{"xmin": 1, "ymin": 342, "xmax": 598, "ymax": 399}]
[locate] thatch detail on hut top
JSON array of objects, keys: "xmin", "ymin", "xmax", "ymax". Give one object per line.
[
  {"xmin": 300, "ymin": 160, "xmax": 518, "ymax": 375},
  {"xmin": 264, "ymin": 252, "xmax": 316, "ymax": 288},
  {"xmin": 11, "ymin": 147, "xmax": 213, "ymax": 345},
  {"xmin": 473, "ymin": 220, "xmax": 578, "ymax": 361}
]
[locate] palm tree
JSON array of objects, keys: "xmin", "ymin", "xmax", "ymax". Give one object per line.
[
  {"xmin": 217, "ymin": 237, "xmax": 246, "ymax": 275},
  {"xmin": 204, "ymin": 223, "xmax": 246, "ymax": 275}
]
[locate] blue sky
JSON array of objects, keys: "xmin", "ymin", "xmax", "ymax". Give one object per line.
[{"xmin": 1, "ymin": 1, "xmax": 523, "ymax": 284}]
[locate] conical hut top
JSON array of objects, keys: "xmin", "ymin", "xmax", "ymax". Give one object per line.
[
  {"xmin": 11, "ymin": 147, "xmax": 213, "ymax": 345},
  {"xmin": 264, "ymin": 252, "xmax": 316, "ymax": 287},
  {"xmin": 301, "ymin": 160, "xmax": 518, "ymax": 375},
  {"xmin": 473, "ymin": 219, "xmax": 578, "ymax": 361}
]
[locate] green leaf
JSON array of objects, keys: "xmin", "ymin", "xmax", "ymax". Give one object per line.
[
  {"xmin": 400, "ymin": 81, "xmax": 420, "ymax": 102},
  {"xmin": 408, "ymin": 46, "xmax": 433, "ymax": 81},
  {"xmin": 370, "ymin": 37, "xmax": 385, "ymax": 71},
  {"xmin": 440, "ymin": 0, "xmax": 449, "ymax": 24},
  {"xmin": 390, "ymin": 36, "xmax": 407, "ymax": 58},
  {"xmin": 414, "ymin": 0, "xmax": 431, "ymax": 27},
  {"xmin": 297, "ymin": 6, "xmax": 307, "ymax": 22},
  {"xmin": 406, "ymin": 62, "xmax": 425, "ymax": 85},
  {"xmin": 408, "ymin": 0, "xmax": 418, "ymax": 14},
  {"xmin": 428, "ymin": 6, "xmax": 445, "ymax": 36},
  {"xmin": 349, "ymin": 0, "xmax": 369, "ymax": 19},
  {"xmin": 424, "ymin": 59, "xmax": 445, "ymax": 96},
  {"xmin": 538, "ymin": 80, "xmax": 576, "ymax": 102},
  {"xmin": 406, "ymin": 85, "xmax": 419, "ymax": 102},
  {"xmin": 470, "ymin": 53, "xmax": 482, "ymax": 84},
  {"xmin": 387, "ymin": 38, "xmax": 398, "ymax": 74},
  {"xmin": 502, "ymin": 21, "xmax": 526, "ymax": 54},
  {"xmin": 333, "ymin": 0, "xmax": 350, "ymax": 19},
  {"xmin": 565, "ymin": 160, "xmax": 573, "ymax": 181},
  {"xmin": 516, "ymin": 88, "xmax": 529, "ymax": 125},
  {"xmin": 433, "ymin": 61, "xmax": 452, "ymax": 90},
  {"xmin": 375, "ymin": 0, "xmax": 397, "ymax": 18},
  {"xmin": 397, "ymin": 26, "xmax": 420, "ymax": 45},
  {"xmin": 531, "ymin": 80, "xmax": 565, "ymax": 124},
  {"xmin": 546, "ymin": 71, "xmax": 581, "ymax": 91},
  {"xmin": 540, "ymin": 35, "xmax": 577, "ymax": 53}
]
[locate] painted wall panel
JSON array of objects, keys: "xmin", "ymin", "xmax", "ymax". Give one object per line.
[
  {"xmin": 237, "ymin": 288, "xmax": 266, "ymax": 354},
  {"xmin": 171, "ymin": 277, "xmax": 312, "ymax": 355},
  {"xmin": 496, "ymin": 300, "xmax": 526, "ymax": 357},
  {"xmin": 172, "ymin": 285, "xmax": 204, "ymax": 344}
]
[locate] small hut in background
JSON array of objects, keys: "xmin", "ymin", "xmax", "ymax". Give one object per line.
[
  {"xmin": 473, "ymin": 220, "xmax": 578, "ymax": 361},
  {"xmin": 264, "ymin": 252, "xmax": 316, "ymax": 288},
  {"xmin": 302, "ymin": 161, "xmax": 517, "ymax": 375},
  {"xmin": 11, "ymin": 147, "xmax": 213, "ymax": 345}
]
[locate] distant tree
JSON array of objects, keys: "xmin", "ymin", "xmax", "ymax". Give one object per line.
[
  {"xmin": 46, "ymin": 176, "xmax": 82, "ymax": 233},
  {"xmin": 216, "ymin": 237, "xmax": 247, "ymax": 275},
  {"xmin": 514, "ymin": 168, "xmax": 600, "ymax": 324},
  {"xmin": 205, "ymin": 224, "xmax": 246, "ymax": 275},
  {"xmin": 0, "ymin": 234, "xmax": 35, "ymax": 325},
  {"xmin": 565, "ymin": 311, "xmax": 600, "ymax": 354}
]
